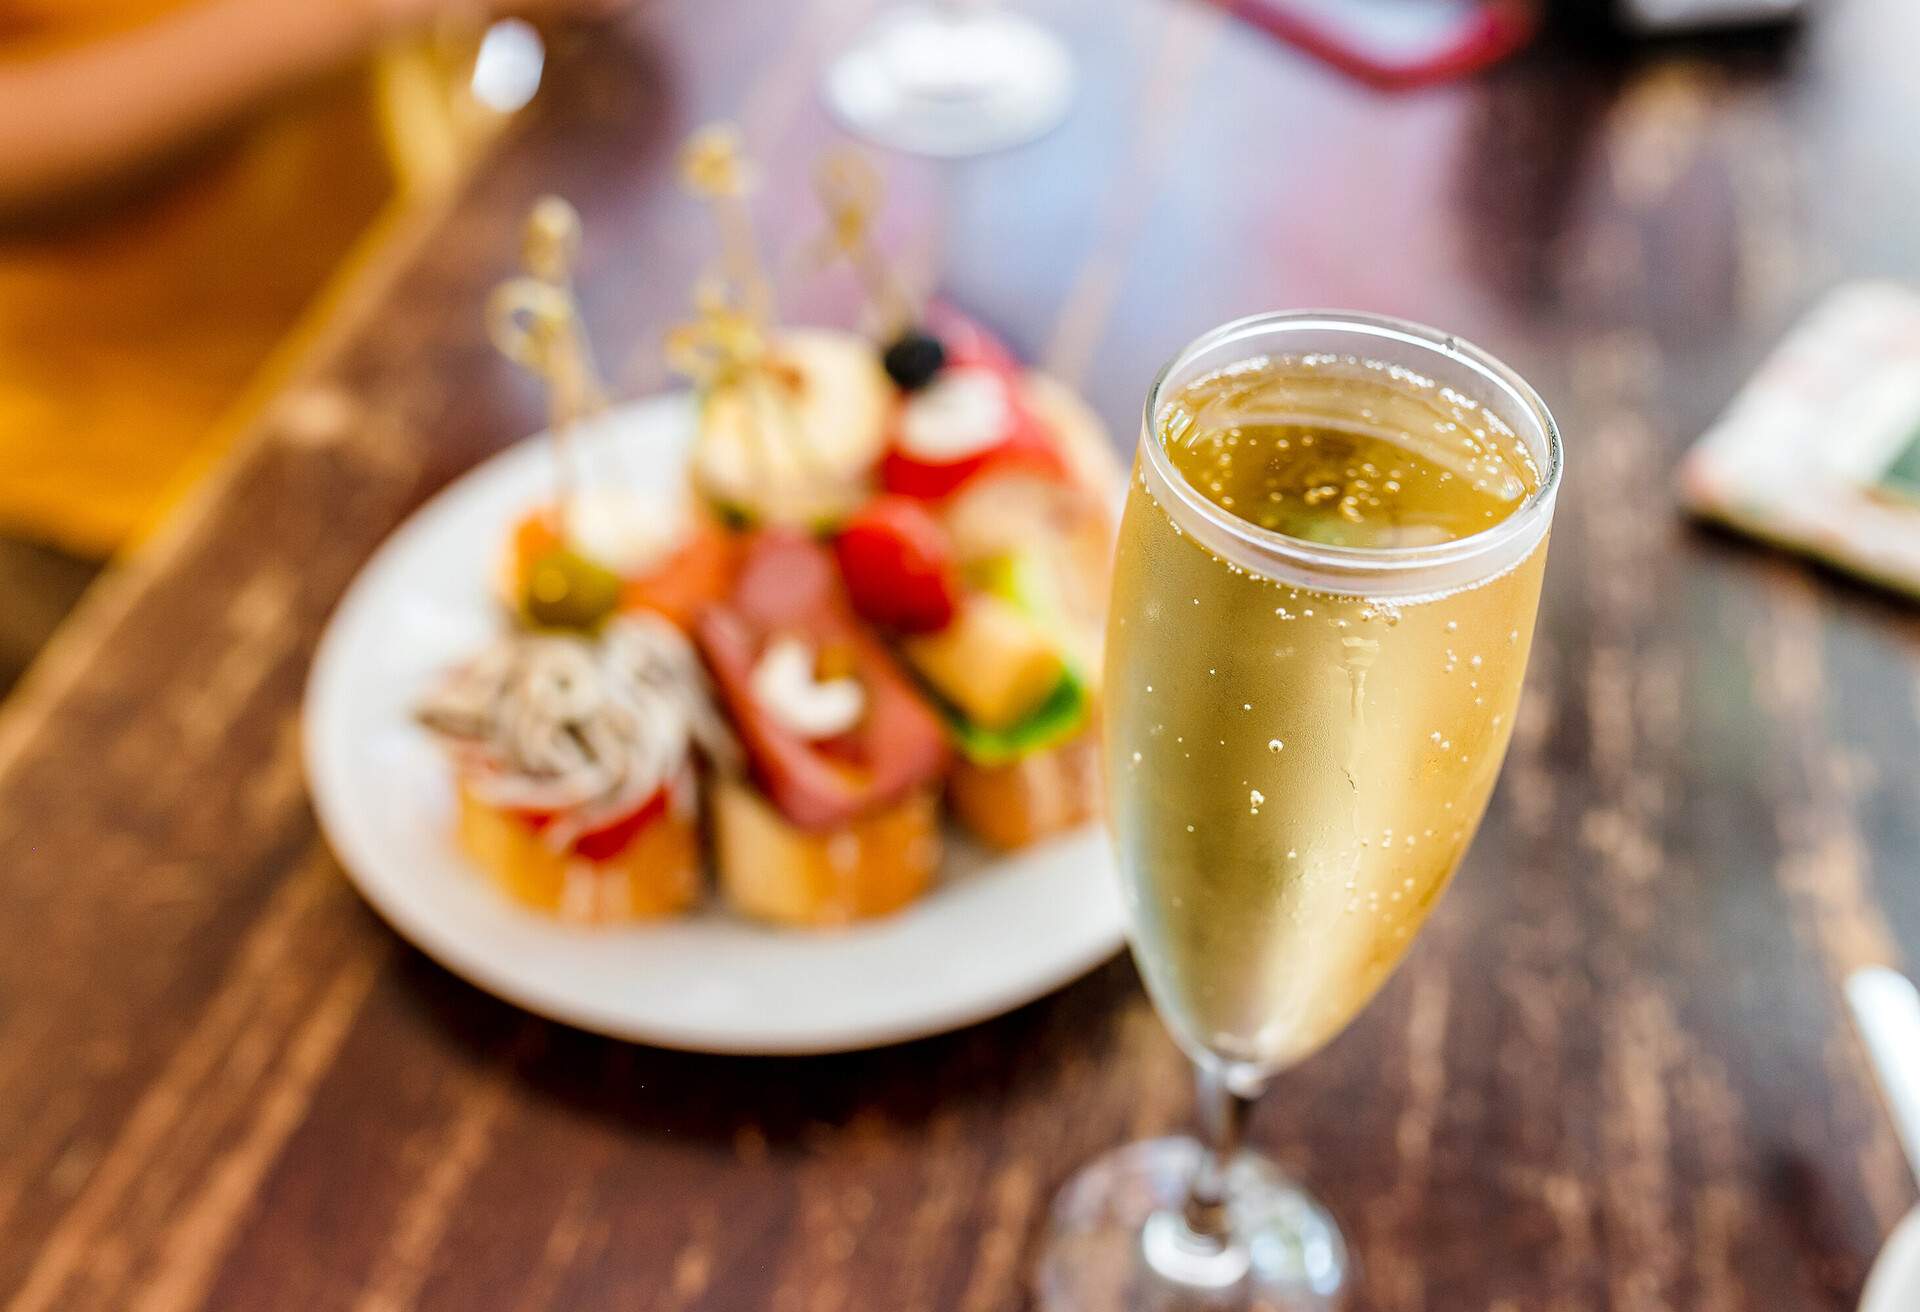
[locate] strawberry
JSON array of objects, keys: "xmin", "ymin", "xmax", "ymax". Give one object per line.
[{"xmin": 833, "ymin": 497, "xmax": 961, "ymax": 634}]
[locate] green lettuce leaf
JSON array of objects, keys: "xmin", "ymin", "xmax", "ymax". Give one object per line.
[{"xmin": 941, "ymin": 670, "xmax": 1090, "ymax": 767}]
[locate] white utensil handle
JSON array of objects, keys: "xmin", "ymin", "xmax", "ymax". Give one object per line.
[{"xmin": 1847, "ymin": 967, "xmax": 1920, "ymax": 1187}]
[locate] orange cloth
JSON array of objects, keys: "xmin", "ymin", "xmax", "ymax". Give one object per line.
[
  {"xmin": 1, "ymin": 0, "xmax": 210, "ymax": 46},
  {"xmin": 0, "ymin": 2, "xmax": 399, "ymax": 554}
]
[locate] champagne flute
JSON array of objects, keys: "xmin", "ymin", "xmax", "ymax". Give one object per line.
[
  {"xmin": 821, "ymin": 0, "xmax": 1074, "ymax": 157},
  {"xmin": 1038, "ymin": 312, "xmax": 1563, "ymax": 1309}
]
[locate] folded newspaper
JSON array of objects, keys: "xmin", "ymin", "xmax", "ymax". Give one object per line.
[{"xmin": 1681, "ymin": 282, "xmax": 1920, "ymax": 598}]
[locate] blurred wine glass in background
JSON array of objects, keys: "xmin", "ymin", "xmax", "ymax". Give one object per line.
[
  {"xmin": 823, "ymin": 0, "xmax": 1074, "ymax": 157},
  {"xmin": 468, "ymin": 17, "xmax": 547, "ymax": 113}
]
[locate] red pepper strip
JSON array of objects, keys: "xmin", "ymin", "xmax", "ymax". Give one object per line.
[
  {"xmin": 516, "ymin": 786, "xmax": 670, "ymax": 861},
  {"xmin": 696, "ymin": 532, "xmax": 951, "ymax": 831},
  {"xmin": 572, "ymin": 789, "xmax": 671, "ymax": 860}
]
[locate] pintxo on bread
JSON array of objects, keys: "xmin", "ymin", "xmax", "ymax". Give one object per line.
[{"xmin": 414, "ymin": 126, "xmax": 1117, "ymax": 926}]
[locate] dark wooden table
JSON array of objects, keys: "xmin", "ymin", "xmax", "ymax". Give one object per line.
[{"xmin": 5, "ymin": 1, "xmax": 1920, "ymax": 1307}]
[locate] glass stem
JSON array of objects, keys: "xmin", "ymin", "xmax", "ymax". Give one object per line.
[{"xmin": 1184, "ymin": 1063, "xmax": 1257, "ymax": 1246}]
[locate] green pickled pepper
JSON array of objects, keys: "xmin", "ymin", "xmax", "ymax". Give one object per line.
[{"xmin": 522, "ymin": 546, "xmax": 622, "ymax": 632}]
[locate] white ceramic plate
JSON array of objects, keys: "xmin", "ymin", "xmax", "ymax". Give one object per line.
[
  {"xmin": 303, "ymin": 396, "xmax": 1126, "ymax": 1054},
  {"xmin": 1862, "ymin": 1209, "xmax": 1920, "ymax": 1312}
]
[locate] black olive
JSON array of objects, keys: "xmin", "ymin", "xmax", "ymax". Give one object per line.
[{"xmin": 883, "ymin": 331, "xmax": 947, "ymax": 391}]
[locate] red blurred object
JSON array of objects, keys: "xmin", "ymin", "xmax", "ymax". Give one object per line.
[
  {"xmin": 881, "ymin": 305, "xmax": 1072, "ymax": 501},
  {"xmin": 877, "ymin": 398, "xmax": 1068, "ymax": 501},
  {"xmin": 835, "ymin": 497, "xmax": 962, "ymax": 635},
  {"xmin": 1214, "ymin": 0, "xmax": 1537, "ymax": 90}
]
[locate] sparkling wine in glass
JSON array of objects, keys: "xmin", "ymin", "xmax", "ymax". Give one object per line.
[{"xmin": 1038, "ymin": 312, "xmax": 1563, "ymax": 1309}]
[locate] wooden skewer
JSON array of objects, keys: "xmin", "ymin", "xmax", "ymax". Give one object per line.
[
  {"xmin": 679, "ymin": 124, "xmax": 774, "ymax": 331},
  {"xmin": 809, "ymin": 146, "xmax": 914, "ymax": 339},
  {"xmin": 665, "ymin": 277, "xmax": 781, "ymax": 503},
  {"xmin": 672, "ymin": 124, "xmax": 840, "ymax": 504},
  {"xmin": 487, "ymin": 196, "xmax": 605, "ymax": 535}
]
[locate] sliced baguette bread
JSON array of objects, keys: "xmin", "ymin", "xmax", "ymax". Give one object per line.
[
  {"xmin": 712, "ymin": 777, "xmax": 942, "ymax": 927},
  {"xmin": 948, "ymin": 732, "xmax": 1101, "ymax": 851},
  {"xmin": 457, "ymin": 786, "xmax": 701, "ymax": 922}
]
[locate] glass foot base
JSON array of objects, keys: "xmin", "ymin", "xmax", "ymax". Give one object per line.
[
  {"xmin": 1035, "ymin": 1137, "xmax": 1349, "ymax": 1311},
  {"xmin": 822, "ymin": 5, "xmax": 1074, "ymax": 158}
]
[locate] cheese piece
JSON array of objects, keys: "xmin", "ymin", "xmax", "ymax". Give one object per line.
[
  {"xmin": 904, "ymin": 595, "xmax": 1065, "ymax": 730},
  {"xmin": 712, "ymin": 778, "xmax": 940, "ymax": 927},
  {"xmin": 695, "ymin": 329, "xmax": 889, "ymax": 526},
  {"xmin": 898, "ymin": 366, "xmax": 1011, "ymax": 462},
  {"xmin": 565, "ymin": 488, "xmax": 690, "ymax": 578}
]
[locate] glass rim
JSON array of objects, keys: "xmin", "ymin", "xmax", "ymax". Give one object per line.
[{"xmin": 1140, "ymin": 310, "xmax": 1563, "ymax": 584}]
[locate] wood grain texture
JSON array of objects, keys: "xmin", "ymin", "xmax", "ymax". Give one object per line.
[
  {"xmin": 4, "ymin": 1, "xmax": 1919, "ymax": 1307},
  {"xmin": 0, "ymin": 540, "xmax": 95, "ymax": 699}
]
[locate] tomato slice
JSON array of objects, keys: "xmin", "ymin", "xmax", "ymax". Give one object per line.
[
  {"xmin": 834, "ymin": 496, "xmax": 960, "ymax": 634},
  {"xmin": 697, "ymin": 532, "xmax": 950, "ymax": 831}
]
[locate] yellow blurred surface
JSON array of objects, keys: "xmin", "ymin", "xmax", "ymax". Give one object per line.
[{"xmin": 0, "ymin": 4, "xmax": 489, "ymax": 557}]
